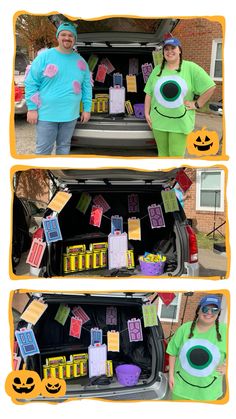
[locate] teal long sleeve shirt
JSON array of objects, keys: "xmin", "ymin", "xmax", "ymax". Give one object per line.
[{"xmin": 25, "ymin": 48, "xmax": 92, "ymax": 122}]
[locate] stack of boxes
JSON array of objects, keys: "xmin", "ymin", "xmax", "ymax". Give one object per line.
[{"xmin": 63, "ymin": 242, "xmax": 108, "ymax": 274}]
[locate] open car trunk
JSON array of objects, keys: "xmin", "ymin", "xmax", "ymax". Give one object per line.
[
  {"xmin": 19, "ymin": 293, "xmax": 167, "ymax": 401},
  {"xmin": 43, "ymin": 169, "xmax": 189, "ymax": 278}
]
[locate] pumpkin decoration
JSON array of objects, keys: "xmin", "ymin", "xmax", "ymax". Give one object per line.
[
  {"xmin": 5, "ymin": 370, "xmax": 42, "ymax": 400},
  {"xmin": 187, "ymin": 127, "xmax": 219, "ymax": 156},
  {"xmin": 41, "ymin": 377, "xmax": 66, "ymax": 398}
]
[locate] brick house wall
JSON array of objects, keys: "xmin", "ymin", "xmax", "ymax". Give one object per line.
[
  {"xmin": 180, "ymin": 168, "xmax": 226, "ymax": 236},
  {"xmin": 172, "ymin": 18, "xmax": 223, "ymax": 102}
]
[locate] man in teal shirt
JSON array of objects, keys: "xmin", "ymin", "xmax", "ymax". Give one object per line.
[{"xmin": 25, "ymin": 22, "xmax": 92, "ymax": 154}]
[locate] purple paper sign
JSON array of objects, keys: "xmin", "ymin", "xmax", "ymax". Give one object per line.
[
  {"xmin": 128, "ymin": 318, "xmax": 143, "ymax": 342},
  {"xmin": 148, "ymin": 204, "xmax": 165, "ymax": 229},
  {"xmin": 128, "ymin": 194, "xmax": 139, "ymax": 213},
  {"xmin": 129, "ymin": 57, "xmax": 139, "ymax": 75},
  {"xmin": 72, "ymin": 306, "xmax": 90, "ymax": 324},
  {"xmin": 106, "ymin": 306, "xmax": 117, "ymax": 325},
  {"xmin": 93, "ymin": 194, "xmax": 110, "ymax": 213},
  {"xmin": 141, "ymin": 63, "xmax": 153, "ymax": 83}
]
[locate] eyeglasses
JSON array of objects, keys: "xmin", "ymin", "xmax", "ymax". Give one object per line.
[{"xmin": 201, "ymin": 306, "xmax": 220, "ymax": 315}]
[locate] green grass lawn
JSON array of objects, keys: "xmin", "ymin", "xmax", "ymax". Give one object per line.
[{"xmin": 196, "ymin": 231, "xmax": 224, "ymax": 249}]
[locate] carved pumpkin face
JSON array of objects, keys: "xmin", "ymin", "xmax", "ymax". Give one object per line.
[
  {"xmin": 5, "ymin": 370, "xmax": 42, "ymax": 400},
  {"xmin": 41, "ymin": 377, "xmax": 66, "ymax": 398},
  {"xmin": 187, "ymin": 128, "xmax": 219, "ymax": 156}
]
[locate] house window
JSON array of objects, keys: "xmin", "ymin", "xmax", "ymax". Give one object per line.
[
  {"xmin": 157, "ymin": 293, "xmax": 182, "ymax": 323},
  {"xmin": 210, "ymin": 39, "xmax": 222, "ymax": 81},
  {"xmin": 196, "ymin": 169, "xmax": 224, "ymax": 212}
]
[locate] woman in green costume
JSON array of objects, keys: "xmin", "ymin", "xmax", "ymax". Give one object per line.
[
  {"xmin": 166, "ymin": 294, "xmax": 227, "ymax": 400},
  {"xmin": 144, "ymin": 37, "xmax": 216, "ymax": 157}
]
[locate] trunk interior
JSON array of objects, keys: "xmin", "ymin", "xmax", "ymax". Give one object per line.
[
  {"xmin": 44, "ymin": 186, "xmax": 181, "ymax": 277},
  {"xmin": 23, "ymin": 295, "xmax": 164, "ymax": 394}
]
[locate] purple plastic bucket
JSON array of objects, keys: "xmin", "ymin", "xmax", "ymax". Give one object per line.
[
  {"xmin": 133, "ymin": 103, "xmax": 145, "ymax": 119},
  {"xmin": 139, "ymin": 258, "xmax": 165, "ymax": 276},
  {"xmin": 115, "ymin": 364, "xmax": 141, "ymax": 386}
]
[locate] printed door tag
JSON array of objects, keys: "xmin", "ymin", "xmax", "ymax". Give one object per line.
[
  {"xmin": 128, "ymin": 318, "xmax": 143, "ymax": 342},
  {"xmin": 76, "ymin": 192, "xmax": 92, "ymax": 214},
  {"xmin": 88, "ymin": 54, "xmax": 99, "ymax": 71},
  {"xmin": 54, "ymin": 304, "xmax": 70, "ymax": 326},
  {"xmin": 95, "ymin": 64, "xmax": 107, "ymax": 83},
  {"xmin": 128, "ymin": 217, "xmax": 141, "ymax": 240},
  {"xmin": 175, "ymin": 169, "xmax": 192, "ymax": 192},
  {"xmin": 91, "ymin": 328, "xmax": 103, "ymax": 346},
  {"xmin": 141, "ymin": 63, "xmax": 153, "ymax": 83},
  {"xmin": 152, "ymin": 50, "xmax": 163, "ymax": 67},
  {"xmin": 111, "ymin": 215, "xmax": 123, "ymax": 234},
  {"xmin": 21, "ymin": 299, "xmax": 48, "ymax": 325},
  {"xmin": 100, "ymin": 57, "xmax": 115, "ymax": 74},
  {"xmin": 158, "ymin": 292, "xmax": 176, "ymax": 306},
  {"xmin": 106, "ymin": 306, "xmax": 117, "ymax": 325},
  {"xmin": 126, "ymin": 75, "xmax": 137, "ymax": 92},
  {"xmin": 108, "ymin": 232, "xmax": 128, "ymax": 269},
  {"xmin": 129, "ymin": 57, "xmax": 139, "ymax": 75},
  {"xmin": 128, "ymin": 194, "xmax": 139, "ymax": 213},
  {"xmin": 48, "ymin": 191, "xmax": 72, "ymax": 213},
  {"xmin": 42, "ymin": 216, "xmax": 62, "ymax": 243},
  {"xmin": 93, "ymin": 194, "xmax": 110, "ymax": 213},
  {"xmin": 107, "ymin": 331, "xmax": 120, "ymax": 352},
  {"xmin": 113, "ymin": 72, "xmax": 123, "ymax": 87},
  {"xmin": 72, "ymin": 306, "xmax": 90, "ymax": 324},
  {"xmin": 142, "ymin": 304, "xmax": 158, "ymax": 328},
  {"xmin": 161, "ymin": 190, "xmax": 179, "ymax": 213},
  {"xmin": 13, "ymin": 354, "xmax": 22, "ymax": 370},
  {"xmin": 26, "ymin": 238, "xmax": 46, "ymax": 268},
  {"xmin": 148, "ymin": 204, "xmax": 165, "ymax": 228},
  {"xmin": 15, "ymin": 329, "xmax": 40, "ymax": 359},
  {"xmin": 109, "ymin": 87, "xmax": 125, "ymax": 114},
  {"xmin": 69, "ymin": 317, "xmax": 82, "ymax": 339},
  {"xmin": 89, "ymin": 205, "xmax": 103, "ymax": 227}
]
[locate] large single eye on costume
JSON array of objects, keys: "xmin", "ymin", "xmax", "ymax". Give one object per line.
[
  {"xmin": 179, "ymin": 338, "xmax": 221, "ymax": 377},
  {"xmin": 154, "ymin": 75, "xmax": 188, "ymax": 108}
]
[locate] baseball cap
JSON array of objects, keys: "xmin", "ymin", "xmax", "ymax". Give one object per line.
[
  {"xmin": 199, "ymin": 295, "xmax": 221, "ymax": 309},
  {"xmin": 163, "ymin": 37, "xmax": 181, "ymax": 47},
  {"xmin": 56, "ymin": 22, "xmax": 77, "ymax": 40}
]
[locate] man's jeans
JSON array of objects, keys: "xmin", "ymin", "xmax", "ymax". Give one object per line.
[{"xmin": 36, "ymin": 119, "xmax": 77, "ymax": 155}]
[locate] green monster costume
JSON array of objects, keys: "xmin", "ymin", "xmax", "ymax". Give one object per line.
[
  {"xmin": 166, "ymin": 321, "xmax": 227, "ymax": 400},
  {"xmin": 144, "ymin": 60, "xmax": 215, "ymax": 135}
]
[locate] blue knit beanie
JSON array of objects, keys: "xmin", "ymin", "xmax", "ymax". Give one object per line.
[{"xmin": 56, "ymin": 22, "xmax": 77, "ymax": 40}]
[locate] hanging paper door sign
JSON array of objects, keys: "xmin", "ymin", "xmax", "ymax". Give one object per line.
[
  {"xmin": 111, "ymin": 215, "xmax": 123, "ymax": 234},
  {"xmin": 152, "ymin": 50, "xmax": 163, "ymax": 67},
  {"xmin": 128, "ymin": 318, "xmax": 143, "ymax": 342},
  {"xmin": 175, "ymin": 169, "xmax": 192, "ymax": 192},
  {"xmin": 128, "ymin": 194, "xmax": 140, "ymax": 213},
  {"xmin": 129, "ymin": 57, "xmax": 139, "ymax": 75},
  {"xmin": 161, "ymin": 190, "xmax": 179, "ymax": 213},
  {"xmin": 88, "ymin": 54, "xmax": 99, "ymax": 71},
  {"xmin": 21, "ymin": 299, "xmax": 48, "ymax": 325},
  {"xmin": 76, "ymin": 192, "xmax": 92, "ymax": 214},
  {"xmin": 88, "ymin": 344, "xmax": 107, "ymax": 378},
  {"xmin": 113, "ymin": 72, "xmax": 123, "ymax": 87},
  {"xmin": 158, "ymin": 292, "xmax": 176, "ymax": 306},
  {"xmin": 148, "ymin": 204, "xmax": 165, "ymax": 229},
  {"xmin": 107, "ymin": 331, "xmax": 120, "ymax": 352},
  {"xmin": 100, "ymin": 57, "xmax": 115, "ymax": 74},
  {"xmin": 47, "ymin": 191, "xmax": 72, "ymax": 213},
  {"xmin": 95, "ymin": 64, "xmax": 107, "ymax": 83},
  {"xmin": 89, "ymin": 205, "xmax": 103, "ymax": 227},
  {"xmin": 128, "ymin": 217, "xmax": 141, "ymax": 240},
  {"xmin": 93, "ymin": 194, "xmax": 110, "ymax": 213},
  {"xmin": 72, "ymin": 306, "xmax": 90, "ymax": 324},
  {"xmin": 106, "ymin": 306, "xmax": 117, "ymax": 325},
  {"xmin": 69, "ymin": 317, "xmax": 82, "ymax": 339},
  {"xmin": 126, "ymin": 75, "xmax": 137, "ymax": 92},
  {"xmin": 109, "ymin": 87, "xmax": 125, "ymax": 114},
  {"xmin": 13, "ymin": 353, "xmax": 22, "ymax": 370},
  {"xmin": 54, "ymin": 304, "xmax": 70, "ymax": 326},
  {"xmin": 141, "ymin": 63, "xmax": 153, "ymax": 83},
  {"xmin": 15, "ymin": 329, "xmax": 40, "ymax": 358},
  {"xmin": 108, "ymin": 232, "xmax": 128, "ymax": 269},
  {"xmin": 26, "ymin": 238, "xmax": 46, "ymax": 268},
  {"xmin": 42, "ymin": 216, "xmax": 62, "ymax": 243},
  {"xmin": 125, "ymin": 100, "xmax": 134, "ymax": 115},
  {"xmin": 91, "ymin": 328, "xmax": 103, "ymax": 346},
  {"xmin": 142, "ymin": 304, "xmax": 158, "ymax": 327}
]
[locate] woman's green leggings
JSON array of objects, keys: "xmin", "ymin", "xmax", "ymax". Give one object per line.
[{"xmin": 153, "ymin": 130, "xmax": 187, "ymax": 157}]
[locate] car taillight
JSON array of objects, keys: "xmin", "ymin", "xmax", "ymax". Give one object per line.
[
  {"xmin": 15, "ymin": 85, "xmax": 24, "ymax": 102},
  {"xmin": 186, "ymin": 225, "xmax": 198, "ymax": 263}
]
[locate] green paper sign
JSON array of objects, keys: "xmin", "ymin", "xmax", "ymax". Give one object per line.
[
  {"xmin": 142, "ymin": 304, "xmax": 158, "ymax": 327},
  {"xmin": 152, "ymin": 50, "xmax": 163, "ymax": 67},
  {"xmin": 54, "ymin": 304, "xmax": 70, "ymax": 326},
  {"xmin": 161, "ymin": 190, "xmax": 179, "ymax": 213},
  {"xmin": 88, "ymin": 54, "xmax": 99, "ymax": 71},
  {"xmin": 76, "ymin": 192, "xmax": 92, "ymax": 214}
]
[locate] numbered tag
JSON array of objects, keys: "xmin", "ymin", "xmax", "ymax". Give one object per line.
[
  {"xmin": 21, "ymin": 299, "xmax": 48, "ymax": 325},
  {"xmin": 42, "ymin": 216, "xmax": 62, "ymax": 243},
  {"xmin": 91, "ymin": 328, "xmax": 103, "ymax": 346},
  {"xmin": 72, "ymin": 306, "xmax": 90, "ymax": 324},
  {"xmin": 148, "ymin": 204, "xmax": 165, "ymax": 228},
  {"xmin": 126, "ymin": 75, "xmax": 137, "ymax": 92},
  {"xmin": 128, "ymin": 318, "xmax": 143, "ymax": 342},
  {"xmin": 89, "ymin": 205, "xmax": 103, "ymax": 227},
  {"xmin": 142, "ymin": 304, "xmax": 158, "ymax": 327},
  {"xmin": 15, "ymin": 329, "xmax": 40, "ymax": 358},
  {"xmin": 129, "ymin": 57, "xmax": 139, "ymax": 75},
  {"xmin": 69, "ymin": 317, "xmax": 82, "ymax": 339},
  {"xmin": 161, "ymin": 190, "xmax": 179, "ymax": 213},
  {"xmin": 111, "ymin": 215, "xmax": 123, "ymax": 234},
  {"xmin": 100, "ymin": 57, "xmax": 115, "ymax": 74},
  {"xmin": 113, "ymin": 72, "xmax": 123, "ymax": 87},
  {"xmin": 106, "ymin": 306, "xmax": 117, "ymax": 325},
  {"xmin": 93, "ymin": 194, "xmax": 110, "ymax": 213},
  {"xmin": 107, "ymin": 331, "xmax": 120, "ymax": 352},
  {"xmin": 26, "ymin": 238, "xmax": 46, "ymax": 268},
  {"xmin": 128, "ymin": 194, "xmax": 139, "ymax": 213},
  {"xmin": 95, "ymin": 64, "xmax": 107, "ymax": 83},
  {"xmin": 54, "ymin": 304, "xmax": 70, "ymax": 326},
  {"xmin": 141, "ymin": 63, "xmax": 153, "ymax": 83},
  {"xmin": 48, "ymin": 191, "xmax": 72, "ymax": 213},
  {"xmin": 88, "ymin": 54, "xmax": 98, "ymax": 71},
  {"xmin": 175, "ymin": 169, "xmax": 192, "ymax": 192},
  {"xmin": 76, "ymin": 192, "xmax": 92, "ymax": 214},
  {"xmin": 158, "ymin": 292, "xmax": 176, "ymax": 306},
  {"xmin": 128, "ymin": 217, "xmax": 141, "ymax": 240}
]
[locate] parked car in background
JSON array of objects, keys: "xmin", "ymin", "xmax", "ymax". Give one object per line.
[{"xmin": 14, "ymin": 51, "xmax": 30, "ymax": 115}]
